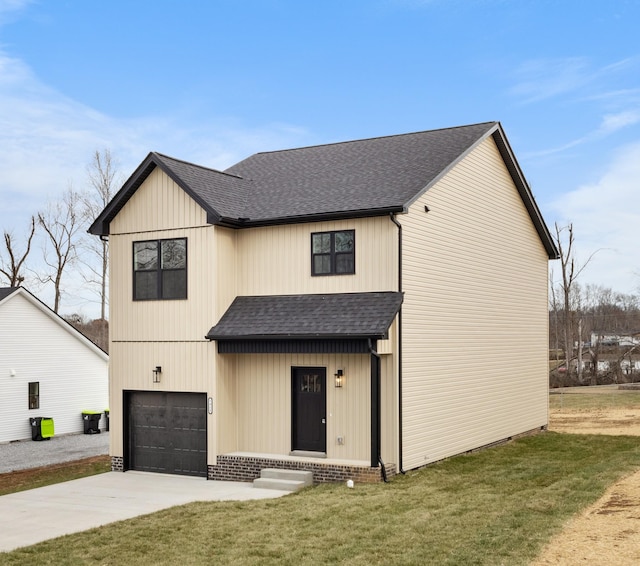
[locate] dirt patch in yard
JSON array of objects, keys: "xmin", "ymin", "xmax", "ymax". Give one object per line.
[
  {"xmin": 548, "ymin": 407, "xmax": 640, "ymax": 436},
  {"xmin": 531, "ymin": 400, "xmax": 640, "ymax": 565},
  {"xmin": 532, "ymin": 470, "xmax": 640, "ymax": 565}
]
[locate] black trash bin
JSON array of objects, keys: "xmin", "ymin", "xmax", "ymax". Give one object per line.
[
  {"xmin": 104, "ymin": 409, "xmax": 109, "ymax": 432},
  {"xmin": 30, "ymin": 417, "xmax": 54, "ymax": 441},
  {"xmin": 82, "ymin": 411, "xmax": 102, "ymax": 434}
]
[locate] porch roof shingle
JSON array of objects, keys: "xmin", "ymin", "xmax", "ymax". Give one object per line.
[{"xmin": 206, "ymin": 292, "xmax": 403, "ymax": 341}]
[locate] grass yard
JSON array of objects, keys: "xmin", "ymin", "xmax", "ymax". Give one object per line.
[
  {"xmin": 550, "ymin": 387, "xmax": 640, "ymax": 411},
  {"xmin": 2, "ymin": 433, "xmax": 640, "ymax": 565},
  {"xmin": 0, "ymin": 456, "xmax": 110, "ymax": 497}
]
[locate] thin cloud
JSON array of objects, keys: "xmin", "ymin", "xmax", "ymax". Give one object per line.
[
  {"xmin": 509, "ymin": 57, "xmax": 592, "ymax": 104},
  {"xmin": 524, "ymin": 109, "xmax": 640, "ymax": 158},
  {"xmin": 0, "ymin": 0, "xmax": 31, "ymax": 25},
  {"xmin": 510, "ymin": 56, "xmax": 640, "ymax": 106},
  {"xmin": 0, "ymin": 46, "xmax": 310, "ymax": 316},
  {"xmin": 551, "ymin": 142, "xmax": 640, "ymax": 294},
  {"xmin": 0, "ymin": 50, "xmax": 308, "ymax": 228}
]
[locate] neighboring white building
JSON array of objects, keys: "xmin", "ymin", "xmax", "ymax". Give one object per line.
[
  {"xmin": 590, "ymin": 331, "xmax": 640, "ymax": 348},
  {"xmin": 0, "ymin": 287, "xmax": 109, "ymax": 443}
]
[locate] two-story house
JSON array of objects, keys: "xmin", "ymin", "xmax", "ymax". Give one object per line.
[{"xmin": 90, "ymin": 122, "xmax": 558, "ymax": 482}]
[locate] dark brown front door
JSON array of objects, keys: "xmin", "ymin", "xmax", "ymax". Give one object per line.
[{"xmin": 292, "ymin": 367, "xmax": 326, "ymax": 453}]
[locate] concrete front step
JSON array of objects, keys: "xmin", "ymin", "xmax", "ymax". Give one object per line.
[{"xmin": 253, "ymin": 468, "xmax": 313, "ymax": 491}]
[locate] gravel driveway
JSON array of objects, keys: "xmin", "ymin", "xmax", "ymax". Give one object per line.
[{"xmin": 0, "ymin": 432, "xmax": 109, "ymax": 473}]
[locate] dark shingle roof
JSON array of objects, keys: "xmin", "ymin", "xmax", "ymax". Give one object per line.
[
  {"xmin": 0, "ymin": 287, "xmax": 18, "ymax": 302},
  {"xmin": 152, "ymin": 153, "xmax": 253, "ymax": 221},
  {"xmin": 90, "ymin": 122, "xmax": 498, "ymax": 233},
  {"xmin": 87, "ymin": 121, "xmax": 558, "ymax": 259},
  {"xmin": 206, "ymin": 292, "xmax": 403, "ymax": 340},
  {"xmin": 224, "ymin": 122, "xmax": 497, "ymax": 221}
]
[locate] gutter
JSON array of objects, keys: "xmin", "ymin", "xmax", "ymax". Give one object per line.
[
  {"xmin": 389, "ymin": 213, "xmax": 405, "ymax": 474},
  {"xmin": 368, "ymin": 338, "xmax": 387, "ymax": 481}
]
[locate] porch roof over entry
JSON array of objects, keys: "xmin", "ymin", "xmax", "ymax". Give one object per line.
[{"xmin": 206, "ymin": 292, "xmax": 403, "ymax": 341}]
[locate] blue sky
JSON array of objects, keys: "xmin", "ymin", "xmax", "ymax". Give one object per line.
[{"xmin": 1, "ymin": 0, "xmax": 640, "ymax": 317}]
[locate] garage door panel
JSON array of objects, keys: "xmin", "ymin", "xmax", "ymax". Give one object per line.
[{"xmin": 128, "ymin": 392, "xmax": 206, "ymax": 477}]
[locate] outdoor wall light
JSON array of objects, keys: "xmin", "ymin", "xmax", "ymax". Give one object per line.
[
  {"xmin": 335, "ymin": 369, "xmax": 344, "ymax": 388},
  {"xmin": 153, "ymin": 366, "xmax": 162, "ymax": 383}
]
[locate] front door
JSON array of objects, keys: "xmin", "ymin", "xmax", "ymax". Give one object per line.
[{"xmin": 291, "ymin": 367, "xmax": 326, "ymax": 453}]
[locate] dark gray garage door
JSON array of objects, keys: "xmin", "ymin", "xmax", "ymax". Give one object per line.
[{"xmin": 127, "ymin": 391, "xmax": 207, "ymax": 477}]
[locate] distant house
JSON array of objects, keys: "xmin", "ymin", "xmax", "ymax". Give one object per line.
[
  {"xmin": 0, "ymin": 287, "xmax": 108, "ymax": 443},
  {"xmin": 590, "ymin": 331, "xmax": 640, "ymax": 348},
  {"xmin": 90, "ymin": 122, "xmax": 558, "ymax": 482}
]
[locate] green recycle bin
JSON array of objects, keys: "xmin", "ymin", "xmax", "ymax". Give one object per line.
[{"xmin": 30, "ymin": 417, "xmax": 54, "ymax": 441}]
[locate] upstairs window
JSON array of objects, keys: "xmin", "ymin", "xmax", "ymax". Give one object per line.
[
  {"xmin": 133, "ymin": 238, "xmax": 187, "ymax": 300},
  {"xmin": 311, "ymin": 230, "xmax": 355, "ymax": 276}
]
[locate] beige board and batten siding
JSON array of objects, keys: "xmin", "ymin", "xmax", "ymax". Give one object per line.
[
  {"xmin": 235, "ymin": 216, "xmax": 397, "ymax": 297},
  {"xmin": 219, "ymin": 353, "xmax": 372, "ymax": 461},
  {"xmin": 108, "ymin": 167, "xmax": 219, "ymax": 463},
  {"xmin": 401, "ymin": 137, "xmax": 550, "ymax": 470},
  {"xmin": 108, "ymin": 341, "xmax": 215, "ymax": 458},
  {"xmin": 109, "ymin": 167, "xmax": 218, "ymax": 343}
]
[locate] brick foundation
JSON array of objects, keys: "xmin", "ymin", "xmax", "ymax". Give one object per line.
[
  {"xmin": 208, "ymin": 455, "xmax": 397, "ymax": 484},
  {"xmin": 111, "ymin": 456, "xmax": 124, "ymax": 472}
]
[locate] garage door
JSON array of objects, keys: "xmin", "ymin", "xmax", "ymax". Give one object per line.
[{"xmin": 127, "ymin": 391, "xmax": 207, "ymax": 477}]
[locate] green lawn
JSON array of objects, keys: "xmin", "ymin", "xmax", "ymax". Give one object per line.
[
  {"xmin": 549, "ymin": 388, "xmax": 640, "ymax": 410},
  {"xmin": 2, "ymin": 433, "xmax": 640, "ymax": 565},
  {"xmin": 0, "ymin": 457, "xmax": 111, "ymax": 497}
]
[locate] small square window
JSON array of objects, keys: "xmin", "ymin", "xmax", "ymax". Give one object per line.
[
  {"xmin": 28, "ymin": 382, "xmax": 39, "ymax": 410},
  {"xmin": 311, "ymin": 230, "xmax": 355, "ymax": 276},
  {"xmin": 133, "ymin": 238, "xmax": 187, "ymax": 300}
]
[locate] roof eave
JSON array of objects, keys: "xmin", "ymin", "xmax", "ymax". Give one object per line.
[
  {"xmin": 401, "ymin": 121, "xmax": 559, "ymax": 260},
  {"xmin": 88, "ymin": 152, "xmax": 223, "ymax": 237},
  {"xmin": 206, "ymin": 332, "xmax": 388, "ymax": 341},
  {"xmin": 3, "ymin": 288, "xmax": 109, "ymax": 360},
  {"xmin": 490, "ymin": 126, "xmax": 560, "ymax": 260},
  {"xmin": 215, "ymin": 206, "xmax": 406, "ymax": 229}
]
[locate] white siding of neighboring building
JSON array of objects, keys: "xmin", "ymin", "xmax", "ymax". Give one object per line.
[
  {"xmin": 400, "ymin": 136, "xmax": 550, "ymax": 470},
  {"xmin": 0, "ymin": 291, "xmax": 108, "ymax": 443}
]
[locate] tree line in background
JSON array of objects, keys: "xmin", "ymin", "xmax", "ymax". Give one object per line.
[
  {"xmin": 0, "ymin": 150, "xmax": 120, "ymax": 352},
  {"xmin": 550, "ymin": 223, "xmax": 640, "ymax": 387}
]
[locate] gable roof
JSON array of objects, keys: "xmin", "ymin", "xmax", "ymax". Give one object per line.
[
  {"xmin": 0, "ymin": 287, "xmax": 18, "ymax": 302},
  {"xmin": 89, "ymin": 122, "xmax": 558, "ymax": 258},
  {"xmin": 206, "ymin": 292, "xmax": 403, "ymax": 341},
  {"xmin": 0, "ymin": 287, "xmax": 108, "ymax": 360}
]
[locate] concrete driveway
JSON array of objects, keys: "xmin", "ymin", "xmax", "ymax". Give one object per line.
[{"xmin": 0, "ymin": 471, "xmax": 289, "ymax": 553}]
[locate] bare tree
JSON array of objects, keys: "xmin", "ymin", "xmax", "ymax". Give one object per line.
[
  {"xmin": 552, "ymin": 223, "xmax": 598, "ymax": 384},
  {"xmin": 0, "ymin": 216, "xmax": 36, "ymax": 287},
  {"xmin": 80, "ymin": 149, "xmax": 121, "ymax": 321},
  {"xmin": 38, "ymin": 187, "xmax": 81, "ymax": 313}
]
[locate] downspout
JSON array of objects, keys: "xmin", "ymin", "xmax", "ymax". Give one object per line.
[
  {"xmin": 389, "ymin": 213, "xmax": 405, "ymax": 474},
  {"xmin": 368, "ymin": 339, "xmax": 387, "ymax": 481}
]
